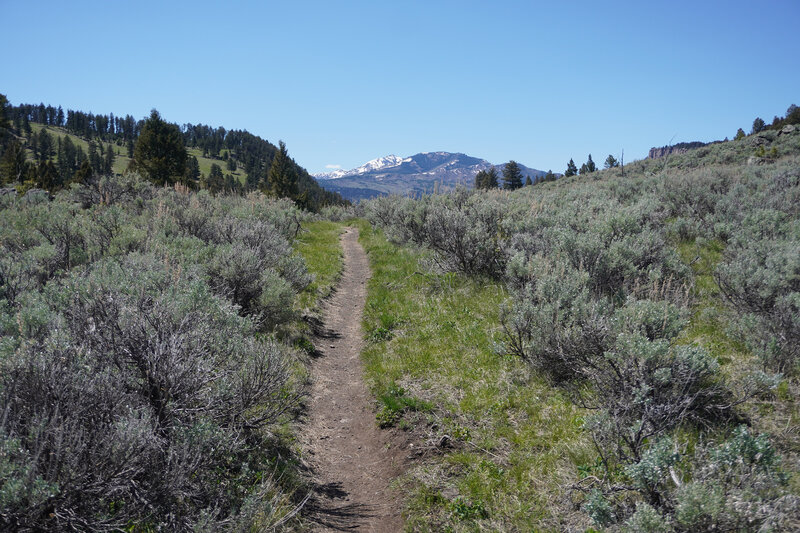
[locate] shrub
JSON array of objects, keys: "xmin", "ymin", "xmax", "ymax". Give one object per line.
[
  {"xmin": 716, "ymin": 232, "xmax": 800, "ymax": 373},
  {"xmin": 366, "ymin": 189, "xmax": 507, "ymax": 278},
  {"xmin": 583, "ymin": 336, "xmax": 732, "ymax": 466},
  {"xmin": 501, "ymin": 255, "xmax": 612, "ymax": 381},
  {"xmin": 0, "ymin": 254, "xmax": 299, "ymax": 530},
  {"xmin": 585, "ymin": 428, "xmax": 798, "ymax": 531},
  {"xmin": 623, "ymin": 502, "xmax": 673, "ymax": 532},
  {"xmin": 0, "ymin": 174, "xmax": 312, "ymax": 531}
]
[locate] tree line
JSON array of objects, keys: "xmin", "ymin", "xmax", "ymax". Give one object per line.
[
  {"xmin": 734, "ymin": 103, "xmax": 800, "ymax": 140},
  {"xmin": 474, "ymin": 161, "xmax": 558, "ymax": 191},
  {"xmin": 474, "ymin": 153, "xmax": 621, "ymax": 192}
]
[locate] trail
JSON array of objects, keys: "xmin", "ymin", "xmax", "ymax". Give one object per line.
[{"xmin": 303, "ymin": 227, "xmax": 409, "ymax": 532}]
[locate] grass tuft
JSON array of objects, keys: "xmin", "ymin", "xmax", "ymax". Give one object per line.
[{"xmin": 293, "ymin": 220, "xmax": 345, "ymax": 312}]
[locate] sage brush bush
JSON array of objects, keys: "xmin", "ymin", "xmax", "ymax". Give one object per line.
[
  {"xmin": 366, "ymin": 189, "xmax": 507, "ymax": 278},
  {"xmin": 0, "ymin": 175, "xmax": 312, "ymax": 531},
  {"xmin": 589, "ymin": 427, "xmax": 800, "ymax": 532}
]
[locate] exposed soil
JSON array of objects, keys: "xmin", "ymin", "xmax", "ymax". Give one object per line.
[{"xmin": 302, "ymin": 227, "xmax": 413, "ymax": 532}]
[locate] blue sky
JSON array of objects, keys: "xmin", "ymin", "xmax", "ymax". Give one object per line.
[{"xmin": 3, "ymin": 0, "xmax": 799, "ymax": 174}]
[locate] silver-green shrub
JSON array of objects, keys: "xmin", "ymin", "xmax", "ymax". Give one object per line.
[
  {"xmin": 366, "ymin": 189, "xmax": 507, "ymax": 278},
  {"xmin": 0, "ymin": 175, "xmax": 312, "ymax": 530},
  {"xmin": 0, "ymin": 254, "xmax": 299, "ymax": 530}
]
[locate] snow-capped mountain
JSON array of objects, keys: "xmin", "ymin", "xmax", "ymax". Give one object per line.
[
  {"xmin": 316, "ymin": 155, "xmax": 410, "ymax": 180},
  {"xmin": 313, "ymin": 152, "xmax": 546, "ymax": 201}
]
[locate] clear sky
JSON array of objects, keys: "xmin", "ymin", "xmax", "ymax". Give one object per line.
[{"xmin": 3, "ymin": 0, "xmax": 799, "ymax": 174}]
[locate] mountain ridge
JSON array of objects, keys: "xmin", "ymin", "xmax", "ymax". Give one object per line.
[{"xmin": 315, "ymin": 151, "xmax": 545, "ymax": 200}]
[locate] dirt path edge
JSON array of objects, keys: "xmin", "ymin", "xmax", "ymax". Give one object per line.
[{"xmin": 301, "ymin": 227, "xmax": 412, "ymax": 532}]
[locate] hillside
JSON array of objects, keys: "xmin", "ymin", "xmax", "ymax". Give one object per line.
[
  {"xmin": 354, "ymin": 124, "xmax": 800, "ymax": 530},
  {"xmin": 29, "ymin": 122, "xmax": 251, "ymax": 183},
  {"xmin": 314, "ymin": 151, "xmax": 547, "ymax": 200},
  {"xmin": 1, "ymin": 100, "xmax": 347, "ymax": 211}
]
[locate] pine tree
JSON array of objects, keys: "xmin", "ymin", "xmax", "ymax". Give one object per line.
[
  {"xmin": 474, "ymin": 170, "xmax": 487, "ymax": 189},
  {"xmin": 185, "ymin": 155, "xmax": 200, "ymax": 185},
  {"xmin": 267, "ymin": 141, "xmax": 298, "ymax": 199},
  {"xmin": 38, "ymin": 129, "xmax": 53, "ymax": 162},
  {"xmin": 0, "ymin": 93, "xmax": 11, "ymax": 151},
  {"xmin": 104, "ymin": 144, "xmax": 115, "ymax": 174},
  {"xmin": 224, "ymin": 173, "xmax": 237, "ymax": 194},
  {"xmin": 88, "ymin": 141, "xmax": 103, "ymax": 175},
  {"xmin": 73, "ymin": 159, "xmax": 92, "ymax": 184},
  {"xmin": 583, "ymin": 154, "xmax": 596, "ymax": 173},
  {"xmin": 525, "ymin": 175, "xmax": 533, "ymax": 186},
  {"xmin": 132, "ymin": 109, "xmax": 187, "ymax": 186},
  {"xmin": 502, "ymin": 160, "xmax": 523, "ymax": 190},
  {"xmin": 751, "ymin": 117, "xmax": 766, "ymax": 134},
  {"xmin": 565, "ymin": 158, "xmax": 577, "ymax": 177},
  {"xmin": 486, "ymin": 166, "xmax": 499, "ymax": 188},
  {"xmin": 474, "ymin": 166, "xmax": 499, "ymax": 189},
  {"xmin": 786, "ymin": 104, "xmax": 800, "ymax": 125},
  {"xmin": 604, "ymin": 154, "xmax": 619, "ymax": 169},
  {"xmin": 0, "ymin": 140, "xmax": 27, "ymax": 184},
  {"xmin": 734, "ymin": 128, "xmax": 746, "ymax": 140},
  {"xmin": 207, "ymin": 163, "xmax": 224, "ymax": 194},
  {"xmin": 37, "ymin": 160, "xmax": 58, "ymax": 189}
]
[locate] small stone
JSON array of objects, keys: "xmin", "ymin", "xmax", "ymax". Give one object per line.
[{"xmin": 442, "ymin": 487, "xmax": 460, "ymax": 500}]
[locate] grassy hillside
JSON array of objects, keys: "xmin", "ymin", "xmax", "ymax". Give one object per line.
[
  {"xmin": 29, "ymin": 122, "xmax": 249, "ymax": 183},
  {"xmin": 357, "ymin": 128, "xmax": 800, "ymax": 531},
  {"xmin": 29, "ymin": 122, "xmax": 130, "ymax": 175}
]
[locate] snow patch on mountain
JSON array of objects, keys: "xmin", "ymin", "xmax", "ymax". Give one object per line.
[
  {"xmin": 315, "ymin": 154, "xmax": 410, "ymax": 179},
  {"xmin": 313, "ymin": 151, "xmax": 548, "ymax": 201}
]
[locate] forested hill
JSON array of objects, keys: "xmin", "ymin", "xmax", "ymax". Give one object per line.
[{"xmin": 0, "ymin": 97, "xmax": 347, "ymax": 211}]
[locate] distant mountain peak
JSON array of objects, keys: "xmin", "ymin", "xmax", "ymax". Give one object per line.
[
  {"xmin": 314, "ymin": 151, "xmax": 546, "ymax": 201},
  {"xmin": 315, "ymin": 154, "xmax": 409, "ymax": 180}
]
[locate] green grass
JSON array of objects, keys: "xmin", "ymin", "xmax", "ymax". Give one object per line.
[
  {"xmin": 28, "ymin": 123, "xmax": 247, "ymax": 182},
  {"xmin": 293, "ymin": 220, "xmax": 345, "ymax": 313},
  {"xmin": 675, "ymin": 238, "xmax": 747, "ymax": 365},
  {"xmin": 30, "ymin": 123, "xmax": 131, "ymax": 175},
  {"xmin": 352, "ymin": 219, "xmax": 592, "ymax": 531},
  {"xmin": 187, "ymin": 147, "xmax": 248, "ymax": 183}
]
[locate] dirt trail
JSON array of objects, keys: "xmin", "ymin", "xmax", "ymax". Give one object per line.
[{"xmin": 303, "ymin": 227, "xmax": 410, "ymax": 532}]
